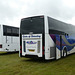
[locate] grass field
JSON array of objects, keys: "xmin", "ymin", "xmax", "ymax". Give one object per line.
[{"xmin": 0, "ymin": 52, "xmax": 75, "ymax": 75}]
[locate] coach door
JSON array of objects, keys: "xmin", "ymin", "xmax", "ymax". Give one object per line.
[
  {"xmin": 60, "ymin": 35, "xmax": 62, "ymax": 58},
  {"xmin": 56, "ymin": 35, "xmax": 62, "ymax": 59}
]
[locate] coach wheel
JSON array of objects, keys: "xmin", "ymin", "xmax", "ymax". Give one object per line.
[{"xmin": 63, "ymin": 47, "xmax": 67, "ymax": 57}]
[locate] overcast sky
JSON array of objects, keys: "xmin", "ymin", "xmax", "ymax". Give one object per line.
[{"xmin": 0, "ymin": 0, "xmax": 75, "ymax": 27}]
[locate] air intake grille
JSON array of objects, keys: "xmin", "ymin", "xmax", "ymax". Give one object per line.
[{"xmin": 50, "ymin": 47, "xmax": 55, "ymax": 58}]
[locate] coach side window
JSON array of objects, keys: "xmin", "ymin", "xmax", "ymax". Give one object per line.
[
  {"xmin": 3, "ymin": 26, "xmax": 7, "ymax": 36},
  {"xmin": 12, "ymin": 28, "xmax": 19, "ymax": 36},
  {"xmin": 7, "ymin": 28, "xmax": 12, "ymax": 36}
]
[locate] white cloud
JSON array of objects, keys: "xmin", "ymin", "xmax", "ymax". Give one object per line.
[
  {"xmin": 67, "ymin": 17, "xmax": 75, "ymax": 25},
  {"xmin": 63, "ymin": 0, "xmax": 75, "ymax": 7},
  {"xmin": 0, "ymin": 0, "xmax": 75, "ymax": 27}
]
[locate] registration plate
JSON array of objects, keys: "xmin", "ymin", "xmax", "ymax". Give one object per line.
[{"xmin": 28, "ymin": 49, "xmax": 35, "ymax": 52}]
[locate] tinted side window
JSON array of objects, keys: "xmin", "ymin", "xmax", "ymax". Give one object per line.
[
  {"xmin": 7, "ymin": 28, "xmax": 11, "ymax": 33},
  {"xmin": 3, "ymin": 25, "xmax": 19, "ymax": 36},
  {"xmin": 7, "ymin": 27, "xmax": 12, "ymax": 36},
  {"xmin": 49, "ymin": 29, "xmax": 65, "ymax": 35},
  {"xmin": 48, "ymin": 17, "xmax": 69, "ymax": 35},
  {"xmin": 3, "ymin": 25, "xmax": 12, "ymax": 36},
  {"xmin": 3, "ymin": 25, "xmax": 7, "ymax": 35},
  {"xmin": 12, "ymin": 28, "xmax": 19, "ymax": 36}
]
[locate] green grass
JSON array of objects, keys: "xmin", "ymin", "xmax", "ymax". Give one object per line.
[{"xmin": 0, "ymin": 52, "xmax": 75, "ymax": 75}]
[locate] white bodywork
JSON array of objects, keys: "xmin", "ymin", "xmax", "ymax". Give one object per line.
[
  {"xmin": 22, "ymin": 34, "xmax": 42, "ymax": 57},
  {"xmin": 0, "ymin": 25, "xmax": 20, "ymax": 52},
  {"xmin": 21, "ymin": 16, "xmax": 61, "ymax": 60},
  {"xmin": 21, "ymin": 15, "xmax": 75, "ymax": 60},
  {"xmin": 44, "ymin": 16, "xmax": 60, "ymax": 60}
]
